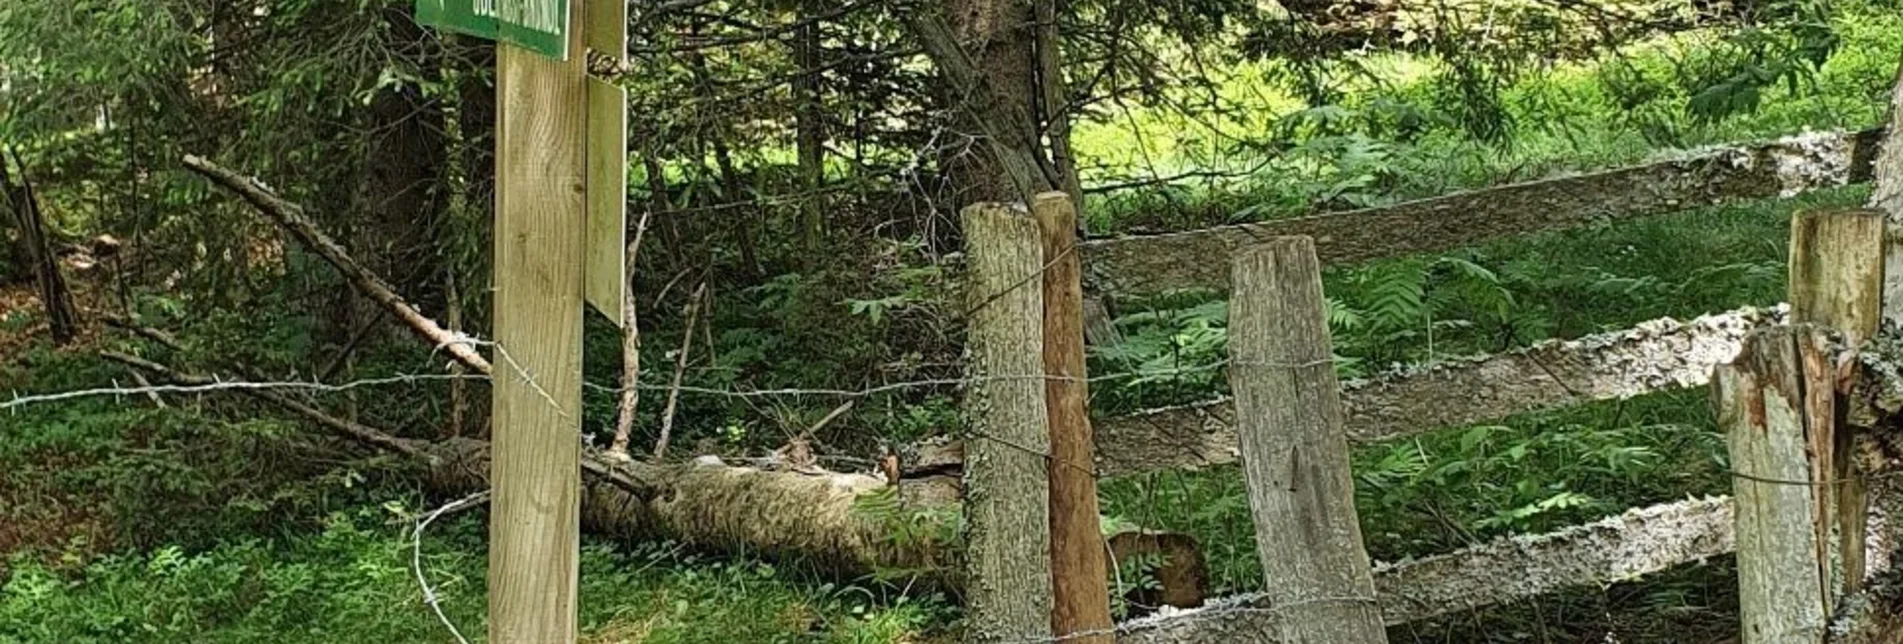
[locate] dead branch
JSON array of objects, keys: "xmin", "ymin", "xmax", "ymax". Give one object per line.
[
  {"xmin": 653, "ymin": 282, "xmax": 705, "ymax": 460},
  {"xmin": 607, "ymin": 209, "xmax": 654, "ymax": 460},
  {"xmin": 181, "ymin": 155, "xmax": 492, "ymax": 377}
]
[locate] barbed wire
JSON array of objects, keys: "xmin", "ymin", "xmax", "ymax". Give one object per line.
[
  {"xmin": 410, "ymin": 489, "xmax": 490, "ymax": 644},
  {"xmin": 3, "ymin": 360, "xmax": 1230, "ymax": 412},
  {"xmin": 0, "ymin": 372, "xmax": 478, "ymax": 413}
]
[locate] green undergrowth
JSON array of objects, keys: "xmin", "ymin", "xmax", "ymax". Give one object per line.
[
  {"xmin": 0, "ymin": 507, "xmax": 951, "ymax": 644},
  {"xmin": 1072, "ymin": 1, "xmax": 1903, "ymax": 233},
  {"xmin": 0, "ymin": 349, "xmax": 949, "ymax": 643}
]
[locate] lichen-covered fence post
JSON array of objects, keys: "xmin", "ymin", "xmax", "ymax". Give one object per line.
[
  {"xmin": 1229, "ymin": 237, "xmax": 1388, "ymax": 643},
  {"xmin": 961, "ymin": 202, "xmax": 1055, "ymax": 643}
]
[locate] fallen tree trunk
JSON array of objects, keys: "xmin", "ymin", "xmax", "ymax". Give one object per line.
[
  {"xmin": 1093, "ymin": 305, "xmax": 1782, "ymax": 476},
  {"xmin": 1085, "ymin": 128, "xmax": 1883, "ymax": 296},
  {"xmin": 1116, "ymin": 496, "xmax": 1736, "ymax": 642},
  {"xmin": 103, "ymin": 351, "xmax": 961, "ymax": 585},
  {"xmin": 168, "ymin": 156, "xmax": 1210, "ymax": 604},
  {"xmin": 102, "ymin": 351, "xmax": 1217, "ymax": 604}
]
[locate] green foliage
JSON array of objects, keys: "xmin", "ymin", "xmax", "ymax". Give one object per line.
[
  {"xmin": 848, "ymin": 486, "xmax": 961, "ymax": 584},
  {"xmin": 0, "ymin": 506, "xmax": 953, "ymax": 643}
]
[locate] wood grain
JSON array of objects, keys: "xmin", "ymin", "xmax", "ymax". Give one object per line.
[
  {"xmin": 1789, "ymin": 209, "xmax": 1884, "ymax": 595},
  {"xmin": 583, "ymin": 78, "xmax": 627, "ymax": 322},
  {"xmin": 581, "ymin": 0, "xmax": 626, "ymax": 321},
  {"xmin": 1036, "ymin": 192, "xmax": 1114, "ymax": 643},
  {"xmin": 1717, "ymin": 326, "xmax": 1828, "ymax": 644},
  {"xmin": 1228, "ymin": 237, "xmax": 1386, "ymax": 644},
  {"xmin": 489, "ymin": 2, "xmax": 589, "ymax": 640}
]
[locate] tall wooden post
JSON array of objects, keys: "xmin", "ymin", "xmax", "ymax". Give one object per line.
[
  {"xmin": 962, "ymin": 202, "xmax": 1054, "ymax": 643},
  {"xmin": 489, "ymin": 1, "xmax": 588, "ymax": 641},
  {"xmin": 1230, "ymin": 237, "xmax": 1387, "ymax": 644},
  {"xmin": 1034, "ymin": 192, "xmax": 1113, "ymax": 642}
]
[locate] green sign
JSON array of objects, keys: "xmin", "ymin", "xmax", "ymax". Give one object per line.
[{"xmin": 416, "ymin": 0, "xmax": 569, "ymax": 60}]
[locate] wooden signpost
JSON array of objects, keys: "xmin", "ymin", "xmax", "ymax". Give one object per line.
[{"xmin": 416, "ymin": 1, "xmax": 627, "ymax": 642}]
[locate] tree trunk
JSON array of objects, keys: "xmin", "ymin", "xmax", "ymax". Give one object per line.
[
  {"xmin": 794, "ymin": 1, "xmax": 827, "ymax": 250},
  {"xmin": 333, "ymin": 2, "xmax": 450, "ymax": 424},
  {"xmin": 931, "ymin": 0, "xmax": 1055, "ymax": 206},
  {"xmin": 709, "ymin": 136, "xmax": 762, "ymax": 277},
  {"xmin": 1, "ymin": 154, "xmax": 81, "ymax": 344},
  {"xmin": 355, "ymin": 2, "xmax": 450, "ymax": 309},
  {"xmin": 1032, "ymin": 0, "xmax": 1082, "ymax": 204}
]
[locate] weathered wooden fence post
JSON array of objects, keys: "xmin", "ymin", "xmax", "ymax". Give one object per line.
[
  {"xmin": 1789, "ymin": 209, "xmax": 1885, "ymax": 597},
  {"xmin": 962, "ymin": 202, "xmax": 1054, "ymax": 643},
  {"xmin": 1720, "ymin": 209, "xmax": 1884, "ymax": 644},
  {"xmin": 1034, "ymin": 191, "xmax": 1114, "ymax": 643},
  {"xmin": 1717, "ymin": 325, "xmax": 1833, "ymax": 644},
  {"xmin": 1230, "ymin": 237, "xmax": 1388, "ymax": 643}
]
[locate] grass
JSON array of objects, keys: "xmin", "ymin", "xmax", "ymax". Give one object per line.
[
  {"xmin": 1069, "ymin": 2, "xmax": 1903, "ymax": 233},
  {"xmin": 0, "ymin": 507, "xmax": 952, "ymax": 644}
]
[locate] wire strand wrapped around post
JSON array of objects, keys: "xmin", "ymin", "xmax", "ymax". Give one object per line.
[
  {"xmin": 961, "ymin": 201, "xmax": 1055, "ymax": 643},
  {"xmin": 1227, "ymin": 236, "xmax": 1388, "ymax": 643}
]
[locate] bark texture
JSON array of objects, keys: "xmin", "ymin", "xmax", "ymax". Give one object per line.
[
  {"xmin": 910, "ymin": 6, "xmax": 1057, "ymax": 204},
  {"xmin": 1828, "ymin": 565, "xmax": 1903, "ymax": 643},
  {"xmin": 423, "ymin": 441, "xmax": 961, "ymax": 582},
  {"xmin": 961, "ymin": 202, "xmax": 1054, "ymax": 642},
  {"xmin": 1085, "ymin": 128, "xmax": 1883, "ymax": 296},
  {"xmin": 1372, "ymin": 496, "xmax": 1735, "ymax": 626},
  {"xmin": 1095, "ymin": 305, "xmax": 1783, "ymax": 476},
  {"xmin": 1228, "ymin": 238, "xmax": 1386, "ymax": 643}
]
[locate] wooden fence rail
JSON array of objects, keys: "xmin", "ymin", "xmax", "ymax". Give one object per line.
[
  {"xmin": 946, "ymin": 121, "xmax": 1903, "ymax": 641},
  {"xmin": 1117, "ymin": 496, "xmax": 1736, "ymax": 643},
  {"xmin": 1094, "ymin": 304, "xmax": 1783, "ymax": 476},
  {"xmin": 1084, "ymin": 128, "xmax": 1882, "ymax": 296}
]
